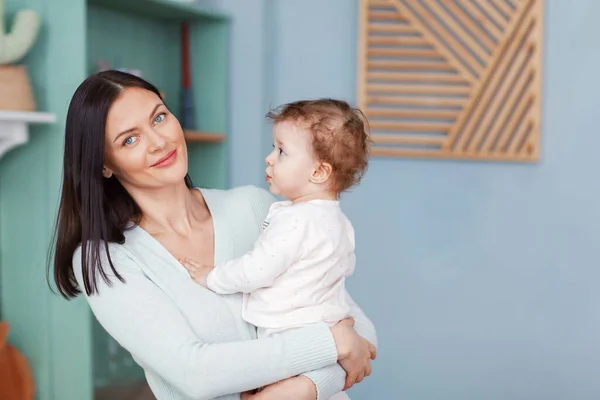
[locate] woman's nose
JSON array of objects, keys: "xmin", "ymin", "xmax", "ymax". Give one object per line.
[{"xmin": 147, "ymin": 129, "xmax": 167, "ymax": 151}]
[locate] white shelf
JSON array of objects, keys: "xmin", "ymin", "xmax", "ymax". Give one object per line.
[{"xmin": 0, "ymin": 111, "xmax": 56, "ymax": 161}]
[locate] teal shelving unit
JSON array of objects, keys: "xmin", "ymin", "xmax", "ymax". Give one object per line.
[
  {"xmin": 88, "ymin": 0, "xmax": 230, "ymax": 20},
  {"xmin": 86, "ymin": 0, "xmax": 231, "ymax": 392},
  {"xmin": 0, "ymin": 0, "xmax": 230, "ymax": 398}
]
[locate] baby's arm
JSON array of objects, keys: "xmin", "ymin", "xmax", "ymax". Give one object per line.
[{"xmin": 205, "ymin": 212, "xmax": 308, "ymax": 294}]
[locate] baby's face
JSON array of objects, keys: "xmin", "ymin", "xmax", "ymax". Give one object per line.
[{"xmin": 265, "ymin": 120, "xmax": 317, "ymax": 201}]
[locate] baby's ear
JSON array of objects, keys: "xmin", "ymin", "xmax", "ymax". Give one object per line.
[{"xmin": 310, "ymin": 162, "xmax": 333, "ymax": 184}]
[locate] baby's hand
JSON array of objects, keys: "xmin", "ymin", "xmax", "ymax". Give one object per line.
[{"xmin": 180, "ymin": 258, "xmax": 214, "ymax": 288}]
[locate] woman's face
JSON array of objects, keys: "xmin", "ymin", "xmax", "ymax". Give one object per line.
[{"xmin": 103, "ymin": 87, "xmax": 188, "ymax": 190}]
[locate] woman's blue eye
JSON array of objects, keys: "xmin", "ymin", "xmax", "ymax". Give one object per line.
[
  {"xmin": 124, "ymin": 136, "xmax": 137, "ymax": 146},
  {"xmin": 154, "ymin": 113, "xmax": 165, "ymax": 124}
]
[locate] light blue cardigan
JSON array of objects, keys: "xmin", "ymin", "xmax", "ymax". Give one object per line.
[{"xmin": 74, "ymin": 186, "xmax": 377, "ymax": 399}]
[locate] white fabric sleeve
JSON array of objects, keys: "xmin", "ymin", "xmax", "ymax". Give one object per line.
[
  {"xmin": 207, "ymin": 211, "xmax": 308, "ymax": 294},
  {"xmin": 74, "ymin": 245, "xmax": 338, "ymax": 400},
  {"xmin": 302, "ymin": 290, "xmax": 379, "ymax": 399}
]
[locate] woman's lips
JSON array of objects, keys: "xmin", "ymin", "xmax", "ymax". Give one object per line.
[{"xmin": 151, "ymin": 149, "xmax": 177, "ymax": 168}]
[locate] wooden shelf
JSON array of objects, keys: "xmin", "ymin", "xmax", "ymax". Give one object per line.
[
  {"xmin": 88, "ymin": 0, "xmax": 230, "ymax": 21},
  {"xmin": 184, "ymin": 130, "xmax": 225, "ymax": 143},
  {"xmin": 0, "ymin": 111, "xmax": 56, "ymax": 160},
  {"xmin": 0, "ymin": 110, "xmax": 56, "ymax": 123}
]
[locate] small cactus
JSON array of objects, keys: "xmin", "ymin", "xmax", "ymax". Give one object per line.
[{"xmin": 0, "ymin": 0, "xmax": 41, "ymax": 65}]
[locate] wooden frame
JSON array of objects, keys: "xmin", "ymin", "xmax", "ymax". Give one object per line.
[
  {"xmin": 357, "ymin": 0, "xmax": 543, "ymax": 162},
  {"xmin": 184, "ymin": 130, "xmax": 226, "ymax": 142}
]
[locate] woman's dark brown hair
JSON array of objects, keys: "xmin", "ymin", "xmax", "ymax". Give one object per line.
[{"xmin": 50, "ymin": 70, "xmax": 192, "ymax": 299}]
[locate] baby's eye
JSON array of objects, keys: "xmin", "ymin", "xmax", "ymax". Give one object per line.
[
  {"xmin": 272, "ymin": 144, "xmax": 285, "ymax": 155},
  {"xmin": 154, "ymin": 113, "xmax": 166, "ymax": 124}
]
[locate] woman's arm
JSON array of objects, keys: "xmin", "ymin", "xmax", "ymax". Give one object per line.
[
  {"xmin": 248, "ymin": 293, "xmax": 378, "ymax": 400},
  {"xmin": 74, "ymin": 245, "xmax": 340, "ymax": 400},
  {"xmin": 302, "ymin": 291, "xmax": 378, "ymax": 398},
  {"xmin": 345, "ymin": 290, "xmax": 378, "ymax": 348}
]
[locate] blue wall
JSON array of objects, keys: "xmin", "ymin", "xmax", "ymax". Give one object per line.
[
  {"xmin": 218, "ymin": 0, "xmax": 274, "ymax": 187},
  {"xmin": 226, "ymin": 0, "xmax": 600, "ymax": 399}
]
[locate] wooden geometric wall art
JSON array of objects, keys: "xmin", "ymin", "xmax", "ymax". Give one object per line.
[{"xmin": 357, "ymin": 0, "xmax": 543, "ymax": 162}]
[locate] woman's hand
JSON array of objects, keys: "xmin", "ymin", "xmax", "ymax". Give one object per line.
[
  {"xmin": 180, "ymin": 258, "xmax": 214, "ymax": 288},
  {"xmin": 331, "ymin": 317, "xmax": 377, "ymax": 390},
  {"xmin": 240, "ymin": 376, "xmax": 317, "ymax": 400}
]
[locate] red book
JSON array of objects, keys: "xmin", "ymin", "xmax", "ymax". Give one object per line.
[{"xmin": 181, "ymin": 21, "xmax": 191, "ymax": 89}]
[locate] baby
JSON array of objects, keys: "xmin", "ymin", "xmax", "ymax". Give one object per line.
[{"xmin": 182, "ymin": 98, "xmax": 370, "ymax": 338}]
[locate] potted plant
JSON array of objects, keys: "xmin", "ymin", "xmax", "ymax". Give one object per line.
[{"xmin": 0, "ymin": 0, "xmax": 41, "ymax": 111}]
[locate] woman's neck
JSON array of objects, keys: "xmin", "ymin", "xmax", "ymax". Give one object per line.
[{"xmin": 131, "ymin": 183, "xmax": 209, "ymax": 237}]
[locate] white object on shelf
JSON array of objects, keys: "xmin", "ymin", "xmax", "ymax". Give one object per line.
[{"xmin": 0, "ymin": 110, "xmax": 56, "ymax": 160}]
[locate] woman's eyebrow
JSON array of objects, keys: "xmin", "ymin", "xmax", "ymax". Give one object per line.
[{"xmin": 113, "ymin": 103, "xmax": 163, "ymax": 143}]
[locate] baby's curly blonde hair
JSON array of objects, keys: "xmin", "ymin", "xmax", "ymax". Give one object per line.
[{"xmin": 266, "ymin": 99, "xmax": 371, "ymax": 195}]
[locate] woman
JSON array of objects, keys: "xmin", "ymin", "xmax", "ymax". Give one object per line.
[{"xmin": 51, "ymin": 70, "xmax": 377, "ymax": 400}]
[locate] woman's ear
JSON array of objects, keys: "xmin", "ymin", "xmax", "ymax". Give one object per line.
[
  {"xmin": 310, "ymin": 162, "xmax": 332, "ymax": 184},
  {"xmin": 102, "ymin": 166, "xmax": 113, "ymax": 179}
]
